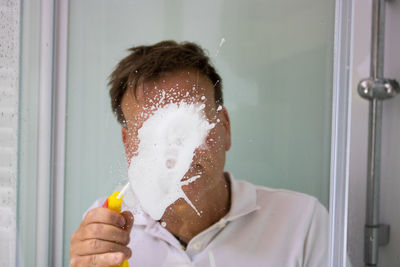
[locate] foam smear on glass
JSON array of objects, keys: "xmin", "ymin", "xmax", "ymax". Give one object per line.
[
  {"xmin": 215, "ymin": 37, "xmax": 226, "ymax": 57},
  {"xmin": 127, "ymin": 101, "xmax": 215, "ymax": 220}
]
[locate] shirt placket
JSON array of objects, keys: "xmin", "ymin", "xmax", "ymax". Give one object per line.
[
  {"xmin": 144, "ymin": 222, "xmax": 191, "ymax": 262},
  {"xmin": 186, "ymin": 220, "xmax": 227, "ymax": 258}
]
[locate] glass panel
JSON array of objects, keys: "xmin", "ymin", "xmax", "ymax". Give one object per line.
[{"xmin": 65, "ymin": 0, "xmax": 334, "ymax": 265}]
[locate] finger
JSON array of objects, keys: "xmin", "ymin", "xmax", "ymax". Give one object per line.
[
  {"xmin": 70, "ymin": 239, "xmax": 132, "ymax": 258},
  {"xmin": 121, "ymin": 211, "xmax": 134, "ymax": 231},
  {"xmin": 70, "ymin": 252, "xmax": 125, "ymax": 267},
  {"xmin": 83, "ymin": 208, "xmax": 126, "ymax": 228},
  {"xmin": 80, "ymin": 223, "xmax": 130, "ymax": 245}
]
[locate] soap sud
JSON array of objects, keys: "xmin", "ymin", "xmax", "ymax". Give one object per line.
[
  {"xmin": 161, "ymin": 221, "xmax": 167, "ymax": 227},
  {"xmin": 128, "ymin": 102, "xmax": 215, "ymax": 220},
  {"xmin": 219, "ymin": 38, "xmax": 226, "ymax": 47},
  {"xmin": 215, "ymin": 37, "xmax": 226, "ymax": 57}
]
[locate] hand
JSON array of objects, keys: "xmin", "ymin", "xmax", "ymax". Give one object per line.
[{"xmin": 70, "ymin": 207, "xmax": 134, "ymax": 266}]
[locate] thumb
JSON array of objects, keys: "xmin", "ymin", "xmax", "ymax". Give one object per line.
[{"xmin": 121, "ymin": 211, "xmax": 134, "ymax": 232}]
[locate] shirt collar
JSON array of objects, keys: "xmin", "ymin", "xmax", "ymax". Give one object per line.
[
  {"xmin": 223, "ymin": 172, "xmax": 260, "ymax": 222},
  {"xmin": 129, "ymin": 171, "xmax": 260, "ymax": 226}
]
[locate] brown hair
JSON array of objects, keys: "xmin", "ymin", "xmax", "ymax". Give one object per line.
[{"xmin": 109, "ymin": 40, "xmax": 223, "ymax": 125}]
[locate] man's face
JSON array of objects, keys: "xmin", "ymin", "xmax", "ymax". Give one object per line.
[{"xmin": 120, "ymin": 69, "xmax": 231, "ymax": 215}]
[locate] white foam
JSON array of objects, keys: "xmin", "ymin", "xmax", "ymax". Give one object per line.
[
  {"xmin": 215, "ymin": 37, "xmax": 226, "ymax": 57},
  {"xmin": 128, "ymin": 102, "xmax": 215, "ymax": 220}
]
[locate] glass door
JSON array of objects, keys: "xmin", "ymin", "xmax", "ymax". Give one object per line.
[
  {"xmin": 15, "ymin": 0, "xmax": 354, "ymax": 266},
  {"xmin": 63, "ymin": 0, "xmax": 335, "ymax": 265}
]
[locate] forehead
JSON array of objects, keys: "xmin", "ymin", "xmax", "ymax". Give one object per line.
[{"xmin": 121, "ymin": 69, "xmax": 215, "ymax": 113}]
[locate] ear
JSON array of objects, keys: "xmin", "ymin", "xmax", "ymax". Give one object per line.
[
  {"xmin": 221, "ymin": 107, "xmax": 231, "ymax": 151},
  {"xmin": 121, "ymin": 126, "xmax": 133, "ymax": 166}
]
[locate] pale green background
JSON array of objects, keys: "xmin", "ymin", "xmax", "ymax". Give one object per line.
[{"xmin": 64, "ymin": 0, "xmax": 334, "ymax": 265}]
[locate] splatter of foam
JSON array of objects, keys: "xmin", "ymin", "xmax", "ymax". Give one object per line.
[
  {"xmin": 128, "ymin": 102, "xmax": 215, "ymax": 220},
  {"xmin": 215, "ymin": 37, "xmax": 226, "ymax": 57}
]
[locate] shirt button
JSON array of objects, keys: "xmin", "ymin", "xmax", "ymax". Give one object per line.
[{"xmin": 193, "ymin": 242, "xmax": 201, "ymax": 250}]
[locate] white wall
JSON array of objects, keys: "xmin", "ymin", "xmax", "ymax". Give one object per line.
[
  {"xmin": 348, "ymin": 0, "xmax": 400, "ymax": 266},
  {"xmin": 0, "ymin": 0, "xmax": 20, "ymax": 266}
]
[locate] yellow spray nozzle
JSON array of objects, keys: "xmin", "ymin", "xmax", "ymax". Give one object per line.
[{"xmin": 107, "ymin": 191, "xmax": 124, "ymax": 213}]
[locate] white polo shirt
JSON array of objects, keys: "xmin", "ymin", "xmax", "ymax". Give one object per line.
[{"xmin": 88, "ymin": 173, "xmax": 329, "ymax": 267}]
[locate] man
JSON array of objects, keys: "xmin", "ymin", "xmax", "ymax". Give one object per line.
[{"xmin": 70, "ymin": 41, "xmax": 328, "ymax": 267}]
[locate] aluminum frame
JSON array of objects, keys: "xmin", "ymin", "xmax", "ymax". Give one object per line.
[
  {"xmin": 329, "ymin": 0, "xmax": 354, "ymax": 266},
  {"xmin": 50, "ymin": 0, "xmax": 69, "ymax": 266},
  {"xmin": 34, "ymin": 0, "xmax": 69, "ymax": 266},
  {"xmin": 35, "ymin": 0, "xmax": 55, "ymax": 266}
]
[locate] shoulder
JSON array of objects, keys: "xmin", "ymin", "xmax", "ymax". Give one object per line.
[
  {"xmin": 255, "ymin": 184, "xmax": 325, "ymax": 213},
  {"xmin": 229, "ymin": 179, "xmax": 329, "ymax": 265},
  {"xmin": 236, "ymin": 179, "xmax": 328, "ymax": 230},
  {"xmin": 254, "ymin": 183, "xmax": 329, "ymax": 256}
]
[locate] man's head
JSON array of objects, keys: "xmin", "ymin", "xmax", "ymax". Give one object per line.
[
  {"xmin": 109, "ymin": 41, "xmax": 223, "ymax": 126},
  {"xmin": 108, "ymin": 41, "xmax": 231, "ymax": 225}
]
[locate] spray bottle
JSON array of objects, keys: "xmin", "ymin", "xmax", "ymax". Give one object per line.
[{"xmin": 102, "ymin": 183, "xmax": 131, "ymax": 267}]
